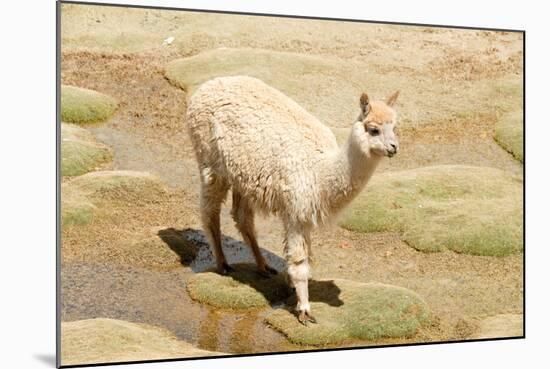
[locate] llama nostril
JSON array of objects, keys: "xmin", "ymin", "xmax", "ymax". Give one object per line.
[{"xmin": 389, "ymin": 143, "xmax": 398, "ymax": 152}]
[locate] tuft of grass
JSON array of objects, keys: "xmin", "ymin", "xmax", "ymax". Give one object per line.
[
  {"xmin": 61, "ymin": 318, "xmax": 222, "ymax": 366},
  {"xmin": 187, "ymin": 267, "xmax": 429, "ymax": 345},
  {"xmin": 68, "ymin": 170, "xmax": 166, "ymax": 203},
  {"xmin": 165, "ymin": 49, "xmax": 522, "ymax": 134},
  {"xmin": 164, "ymin": 48, "xmax": 365, "ymax": 129},
  {"xmin": 61, "ymin": 85, "xmax": 117, "ymax": 124},
  {"xmin": 63, "ymin": 5, "xmax": 522, "ymax": 136},
  {"xmin": 266, "ymin": 279, "xmax": 429, "ymax": 346},
  {"xmin": 61, "ymin": 186, "xmax": 96, "ymax": 226},
  {"xmin": 495, "ymin": 110, "xmax": 523, "ymax": 162},
  {"xmin": 61, "ymin": 123, "xmax": 113, "ymax": 176},
  {"xmin": 339, "ymin": 165, "xmax": 523, "ymax": 256},
  {"xmin": 61, "ymin": 170, "xmax": 167, "ymax": 226},
  {"xmin": 187, "ymin": 264, "xmax": 289, "ymax": 310}
]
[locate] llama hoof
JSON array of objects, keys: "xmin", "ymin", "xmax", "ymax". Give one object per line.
[
  {"xmin": 216, "ymin": 263, "xmax": 234, "ymax": 275},
  {"xmin": 298, "ymin": 310, "xmax": 317, "ymax": 326}
]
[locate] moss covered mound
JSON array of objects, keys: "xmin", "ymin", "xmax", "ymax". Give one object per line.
[
  {"xmin": 165, "ymin": 48, "xmax": 366, "ymax": 128},
  {"xmin": 61, "ymin": 85, "xmax": 117, "ymax": 124},
  {"xmin": 187, "ymin": 264, "xmax": 289, "ymax": 310},
  {"xmin": 61, "ymin": 170, "xmax": 166, "ymax": 226},
  {"xmin": 61, "ymin": 318, "xmax": 223, "ymax": 366},
  {"xmin": 61, "ymin": 186, "xmax": 97, "ymax": 226},
  {"xmin": 339, "ymin": 165, "xmax": 523, "ymax": 256},
  {"xmin": 61, "ymin": 123, "xmax": 113, "ymax": 176},
  {"xmin": 495, "ymin": 110, "xmax": 523, "ymax": 162},
  {"xmin": 266, "ymin": 279, "xmax": 429, "ymax": 346},
  {"xmin": 68, "ymin": 170, "xmax": 166, "ymax": 203}
]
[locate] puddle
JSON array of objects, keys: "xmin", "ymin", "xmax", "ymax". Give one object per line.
[
  {"xmin": 179, "ymin": 228, "xmax": 287, "ymax": 273},
  {"xmin": 61, "ymin": 230, "xmax": 297, "ymax": 355},
  {"xmin": 61, "ymin": 262, "xmax": 299, "ymax": 354}
]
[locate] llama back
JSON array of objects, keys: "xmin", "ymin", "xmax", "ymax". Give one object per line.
[{"xmin": 185, "ymin": 76, "xmax": 338, "ymax": 222}]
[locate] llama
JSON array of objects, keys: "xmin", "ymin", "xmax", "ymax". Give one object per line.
[{"xmin": 185, "ymin": 76, "xmax": 399, "ymax": 324}]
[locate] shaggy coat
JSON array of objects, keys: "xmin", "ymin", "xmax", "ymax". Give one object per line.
[
  {"xmin": 186, "ymin": 76, "xmax": 398, "ymax": 323},
  {"xmin": 187, "ymin": 76, "xmax": 339, "ymax": 220}
]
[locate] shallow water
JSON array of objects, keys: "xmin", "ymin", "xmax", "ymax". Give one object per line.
[
  {"xmin": 61, "ymin": 231, "xmax": 299, "ymax": 355},
  {"xmin": 183, "ymin": 228, "xmax": 287, "ymax": 273}
]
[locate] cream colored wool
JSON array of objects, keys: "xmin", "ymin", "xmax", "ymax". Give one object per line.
[{"xmin": 186, "ymin": 76, "xmax": 399, "ymax": 323}]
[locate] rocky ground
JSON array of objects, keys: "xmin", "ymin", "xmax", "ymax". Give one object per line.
[{"xmin": 60, "ymin": 3, "xmax": 523, "ymax": 366}]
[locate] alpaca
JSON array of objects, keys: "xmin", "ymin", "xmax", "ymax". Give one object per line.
[{"xmin": 185, "ymin": 76, "xmax": 399, "ymax": 324}]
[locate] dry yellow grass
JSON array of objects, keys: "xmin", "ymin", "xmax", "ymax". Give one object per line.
[
  {"xmin": 495, "ymin": 110, "xmax": 523, "ymax": 162},
  {"xmin": 59, "ymin": 3, "xmax": 524, "ymax": 353},
  {"xmin": 60, "ymin": 3, "xmax": 522, "ymax": 73},
  {"xmin": 61, "ymin": 185, "xmax": 97, "ymax": 226},
  {"xmin": 165, "ymin": 48, "xmax": 522, "ymax": 134},
  {"xmin": 165, "ymin": 48, "xmax": 365, "ymax": 128},
  {"xmin": 61, "ymin": 318, "xmax": 224, "ymax": 366},
  {"xmin": 473, "ymin": 314, "xmax": 523, "ymax": 339},
  {"xmin": 61, "ymin": 123, "xmax": 113, "ymax": 176},
  {"xmin": 62, "ymin": 4, "xmax": 522, "ymax": 133},
  {"xmin": 61, "ymin": 170, "xmax": 167, "ymax": 226},
  {"xmin": 68, "ymin": 170, "xmax": 166, "ymax": 202}
]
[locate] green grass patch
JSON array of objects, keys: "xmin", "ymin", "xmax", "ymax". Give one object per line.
[
  {"xmin": 61, "ymin": 85, "xmax": 117, "ymax": 124},
  {"xmin": 61, "ymin": 170, "xmax": 167, "ymax": 226},
  {"xmin": 484, "ymin": 76, "xmax": 523, "ymax": 115},
  {"xmin": 187, "ymin": 266, "xmax": 429, "ymax": 345},
  {"xmin": 339, "ymin": 165, "xmax": 523, "ymax": 256},
  {"xmin": 266, "ymin": 279, "xmax": 429, "ymax": 346},
  {"xmin": 61, "ymin": 185, "xmax": 96, "ymax": 226},
  {"xmin": 187, "ymin": 264, "xmax": 289, "ymax": 310},
  {"xmin": 495, "ymin": 110, "xmax": 523, "ymax": 162},
  {"xmin": 61, "ymin": 123, "xmax": 113, "ymax": 176},
  {"xmin": 69, "ymin": 170, "xmax": 166, "ymax": 203}
]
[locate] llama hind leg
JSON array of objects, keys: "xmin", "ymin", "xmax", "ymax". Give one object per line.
[
  {"xmin": 200, "ymin": 170, "xmax": 231, "ymax": 274},
  {"xmin": 231, "ymin": 191, "xmax": 277, "ymax": 277},
  {"xmin": 284, "ymin": 223, "xmax": 316, "ymax": 325}
]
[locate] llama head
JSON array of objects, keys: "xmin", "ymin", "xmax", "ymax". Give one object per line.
[{"xmin": 350, "ymin": 91, "xmax": 400, "ymax": 158}]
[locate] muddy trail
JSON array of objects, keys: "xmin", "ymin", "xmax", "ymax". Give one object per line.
[{"xmin": 60, "ymin": 26, "xmax": 523, "ymax": 356}]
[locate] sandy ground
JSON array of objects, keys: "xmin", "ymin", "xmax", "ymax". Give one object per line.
[{"xmin": 60, "ymin": 3, "xmax": 524, "ymax": 363}]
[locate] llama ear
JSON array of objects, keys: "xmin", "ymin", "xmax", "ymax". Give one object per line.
[
  {"xmin": 360, "ymin": 92, "xmax": 370, "ymax": 116},
  {"xmin": 386, "ymin": 90, "xmax": 400, "ymax": 107}
]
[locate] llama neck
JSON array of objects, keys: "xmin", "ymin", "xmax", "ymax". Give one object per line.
[{"xmin": 320, "ymin": 133, "xmax": 382, "ymax": 216}]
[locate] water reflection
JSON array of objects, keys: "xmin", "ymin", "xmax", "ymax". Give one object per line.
[{"xmin": 197, "ymin": 309, "xmax": 221, "ymax": 352}]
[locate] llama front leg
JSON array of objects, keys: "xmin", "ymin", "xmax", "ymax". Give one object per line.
[
  {"xmin": 284, "ymin": 224, "xmax": 316, "ymax": 325},
  {"xmin": 200, "ymin": 170, "xmax": 232, "ymax": 275}
]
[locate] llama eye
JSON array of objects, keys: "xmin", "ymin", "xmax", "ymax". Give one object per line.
[{"xmin": 368, "ymin": 127, "xmax": 380, "ymax": 136}]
